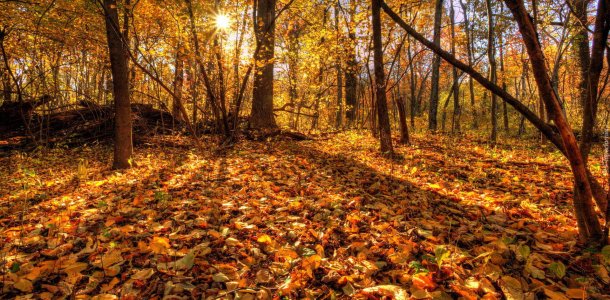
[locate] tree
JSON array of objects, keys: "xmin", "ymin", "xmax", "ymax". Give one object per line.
[
  {"xmin": 450, "ymin": 0, "xmax": 460, "ymax": 133},
  {"xmin": 334, "ymin": 2, "xmax": 343, "ymax": 129},
  {"xmin": 459, "ymin": 0, "xmax": 478, "ymax": 129},
  {"xmin": 103, "ymin": 0, "xmax": 134, "ymax": 169},
  {"xmin": 250, "ymin": 0, "xmax": 277, "ymax": 129},
  {"xmin": 428, "ymin": 0, "xmax": 443, "ymax": 131},
  {"xmin": 379, "ymin": 0, "xmax": 609, "ymax": 243},
  {"xmin": 172, "ymin": 43, "xmax": 185, "ymax": 123},
  {"xmin": 344, "ymin": 0, "xmax": 359, "ymax": 128},
  {"xmin": 372, "ymin": 0, "xmax": 393, "ymax": 154},
  {"xmin": 486, "ymin": 0, "xmax": 498, "ymax": 142},
  {"xmin": 503, "ymin": 0, "xmax": 602, "ymax": 241}
]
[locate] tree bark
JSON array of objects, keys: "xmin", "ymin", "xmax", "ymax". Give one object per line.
[
  {"xmin": 345, "ymin": 0, "xmax": 358, "ymax": 127},
  {"xmin": 397, "ymin": 96, "xmax": 410, "ymax": 144},
  {"xmin": 372, "ymin": 0, "xmax": 393, "ymax": 154},
  {"xmin": 250, "ymin": 0, "xmax": 277, "ymax": 129},
  {"xmin": 579, "ymin": 0, "xmax": 609, "ymax": 163},
  {"xmin": 504, "ymin": 0, "xmax": 602, "ymax": 241},
  {"xmin": 450, "ymin": 0, "xmax": 460, "ymax": 133},
  {"xmin": 459, "ymin": 0, "xmax": 477, "ymax": 130},
  {"xmin": 103, "ymin": 0, "xmax": 134, "ymax": 169},
  {"xmin": 172, "ymin": 43, "xmax": 185, "ymax": 122},
  {"xmin": 486, "ymin": 0, "xmax": 498, "ymax": 142},
  {"xmin": 428, "ymin": 0, "xmax": 443, "ymax": 131},
  {"xmin": 335, "ymin": 2, "xmax": 343, "ymax": 129},
  {"xmin": 572, "ymin": 0, "xmax": 591, "ymax": 112}
]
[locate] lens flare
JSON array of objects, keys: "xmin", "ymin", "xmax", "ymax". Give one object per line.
[{"xmin": 215, "ymin": 14, "xmax": 231, "ymax": 30}]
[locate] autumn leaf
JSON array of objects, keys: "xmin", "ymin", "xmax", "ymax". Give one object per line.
[
  {"xmin": 174, "ymin": 251, "xmax": 195, "ymax": 271},
  {"xmin": 13, "ymin": 278, "xmax": 33, "ymax": 292},
  {"xmin": 150, "ymin": 237, "xmax": 171, "ymax": 254},
  {"xmin": 257, "ymin": 234, "xmax": 273, "ymax": 244}
]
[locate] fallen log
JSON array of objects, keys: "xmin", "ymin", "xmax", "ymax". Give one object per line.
[
  {"xmin": 0, "ymin": 101, "xmax": 180, "ymax": 150},
  {"xmin": 243, "ymin": 128, "xmax": 314, "ymax": 142}
]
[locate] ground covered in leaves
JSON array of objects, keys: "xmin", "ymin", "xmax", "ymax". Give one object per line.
[{"xmin": 1, "ymin": 132, "xmax": 610, "ymax": 299}]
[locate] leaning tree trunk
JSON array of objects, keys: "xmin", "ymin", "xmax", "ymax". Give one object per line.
[
  {"xmin": 103, "ymin": 0, "xmax": 134, "ymax": 169},
  {"xmin": 372, "ymin": 0, "xmax": 393, "ymax": 154},
  {"xmin": 380, "ymin": 0, "xmax": 607, "ymax": 243},
  {"xmin": 250, "ymin": 0, "xmax": 277, "ymax": 129},
  {"xmin": 504, "ymin": 0, "xmax": 602, "ymax": 241}
]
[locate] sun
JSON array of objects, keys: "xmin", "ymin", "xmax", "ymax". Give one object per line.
[{"xmin": 215, "ymin": 14, "xmax": 231, "ymax": 30}]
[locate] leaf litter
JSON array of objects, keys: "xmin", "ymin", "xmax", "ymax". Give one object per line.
[{"xmin": 1, "ymin": 132, "xmax": 609, "ymax": 299}]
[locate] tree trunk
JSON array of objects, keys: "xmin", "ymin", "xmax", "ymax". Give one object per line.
[
  {"xmin": 2, "ymin": 67, "xmax": 10, "ymax": 103},
  {"xmin": 345, "ymin": 0, "xmax": 358, "ymax": 128},
  {"xmin": 572, "ymin": 0, "xmax": 591, "ymax": 112},
  {"xmin": 250, "ymin": 0, "xmax": 277, "ymax": 129},
  {"xmin": 504, "ymin": 0, "xmax": 602, "ymax": 241},
  {"xmin": 173, "ymin": 43, "xmax": 185, "ymax": 122},
  {"xmin": 372, "ymin": 0, "xmax": 393, "ymax": 154},
  {"xmin": 486, "ymin": 0, "xmax": 498, "ymax": 142},
  {"xmin": 459, "ymin": 0, "xmax": 477, "ymax": 130},
  {"xmin": 103, "ymin": 0, "xmax": 134, "ymax": 169},
  {"xmin": 380, "ymin": 0, "xmax": 608, "ymax": 221},
  {"xmin": 335, "ymin": 2, "xmax": 343, "ymax": 129},
  {"xmin": 428, "ymin": 0, "xmax": 443, "ymax": 131},
  {"xmin": 498, "ymin": 7, "xmax": 509, "ymax": 134},
  {"xmin": 579, "ymin": 0, "xmax": 609, "ymax": 163},
  {"xmin": 450, "ymin": 0, "xmax": 460, "ymax": 133},
  {"xmin": 397, "ymin": 96, "xmax": 410, "ymax": 144}
]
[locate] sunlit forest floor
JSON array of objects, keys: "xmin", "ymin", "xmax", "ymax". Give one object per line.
[{"xmin": 1, "ymin": 132, "xmax": 610, "ymax": 299}]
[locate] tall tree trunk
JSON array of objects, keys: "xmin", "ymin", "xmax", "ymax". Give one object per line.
[
  {"xmin": 103, "ymin": 0, "xmax": 134, "ymax": 169},
  {"xmin": 344, "ymin": 0, "xmax": 358, "ymax": 127},
  {"xmin": 459, "ymin": 0, "xmax": 477, "ymax": 129},
  {"xmin": 428, "ymin": 0, "xmax": 443, "ymax": 131},
  {"xmin": 250, "ymin": 0, "xmax": 277, "ymax": 129},
  {"xmin": 572, "ymin": 0, "xmax": 591, "ymax": 112},
  {"xmin": 335, "ymin": 2, "xmax": 343, "ymax": 129},
  {"xmin": 407, "ymin": 38, "xmax": 418, "ymax": 128},
  {"xmin": 2, "ymin": 67, "xmax": 10, "ymax": 103},
  {"xmin": 498, "ymin": 6, "xmax": 509, "ymax": 133},
  {"xmin": 397, "ymin": 96, "xmax": 410, "ymax": 144},
  {"xmin": 173, "ymin": 43, "xmax": 185, "ymax": 122},
  {"xmin": 579, "ymin": 0, "xmax": 609, "ymax": 163},
  {"xmin": 187, "ymin": 59, "xmax": 198, "ymax": 127},
  {"xmin": 372, "ymin": 0, "xmax": 394, "ymax": 154},
  {"xmin": 486, "ymin": 0, "xmax": 498, "ymax": 142},
  {"xmin": 287, "ymin": 21, "xmax": 300, "ymax": 129},
  {"xmin": 450, "ymin": 0, "xmax": 460, "ymax": 133}
]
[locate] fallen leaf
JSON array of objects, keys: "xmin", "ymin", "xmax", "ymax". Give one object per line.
[
  {"xmin": 213, "ymin": 272, "xmax": 230, "ymax": 282},
  {"xmin": 544, "ymin": 288, "xmax": 568, "ymax": 300},
  {"xmin": 13, "ymin": 278, "xmax": 33, "ymax": 292},
  {"xmin": 150, "ymin": 237, "xmax": 171, "ymax": 254},
  {"xmin": 565, "ymin": 289, "xmax": 586, "ymax": 299},
  {"xmin": 361, "ymin": 285, "xmax": 408, "ymax": 300},
  {"xmin": 131, "ymin": 268, "xmax": 155, "ymax": 280},
  {"xmin": 498, "ymin": 276, "xmax": 523, "ymax": 300}
]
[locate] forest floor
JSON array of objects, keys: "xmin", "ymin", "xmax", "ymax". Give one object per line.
[{"xmin": 1, "ymin": 131, "xmax": 610, "ymax": 299}]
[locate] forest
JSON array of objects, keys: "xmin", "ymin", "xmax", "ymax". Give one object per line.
[{"xmin": 1, "ymin": 0, "xmax": 610, "ymax": 298}]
